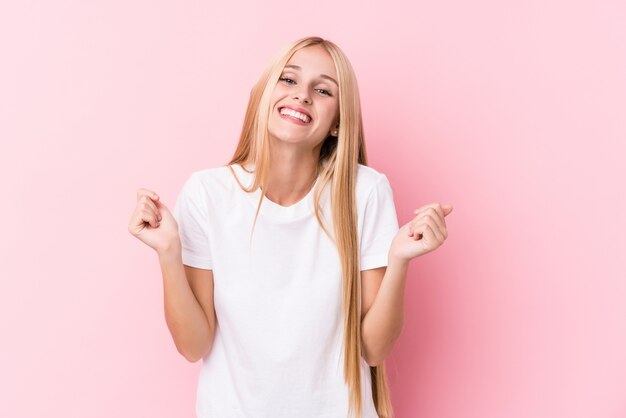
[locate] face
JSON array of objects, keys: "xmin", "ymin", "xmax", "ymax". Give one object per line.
[{"xmin": 267, "ymin": 45, "xmax": 340, "ymax": 150}]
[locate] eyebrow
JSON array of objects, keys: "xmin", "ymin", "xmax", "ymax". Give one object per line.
[{"xmin": 283, "ymin": 64, "xmax": 338, "ymax": 86}]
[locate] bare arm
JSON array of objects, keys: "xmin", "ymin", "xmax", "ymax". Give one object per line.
[
  {"xmin": 360, "ymin": 258, "xmax": 409, "ymax": 367},
  {"xmin": 360, "ymin": 203, "xmax": 452, "ymax": 366},
  {"xmin": 128, "ymin": 187, "xmax": 216, "ymax": 362},
  {"xmin": 158, "ymin": 245, "xmax": 217, "ymax": 363}
]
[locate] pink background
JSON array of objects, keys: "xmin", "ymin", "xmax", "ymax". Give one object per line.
[{"xmin": 1, "ymin": 0, "xmax": 625, "ymax": 417}]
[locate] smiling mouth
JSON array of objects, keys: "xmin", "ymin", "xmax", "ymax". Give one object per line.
[{"xmin": 278, "ymin": 107, "xmax": 312, "ymax": 124}]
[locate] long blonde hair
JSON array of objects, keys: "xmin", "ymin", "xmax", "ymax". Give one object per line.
[{"xmin": 226, "ymin": 36, "xmax": 394, "ymax": 418}]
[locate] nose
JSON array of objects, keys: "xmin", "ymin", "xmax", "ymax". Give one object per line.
[{"xmin": 292, "ymin": 87, "xmax": 311, "ymax": 104}]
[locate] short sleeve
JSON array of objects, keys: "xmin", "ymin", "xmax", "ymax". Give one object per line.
[
  {"xmin": 359, "ymin": 174, "xmax": 399, "ymax": 271},
  {"xmin": 171, "ymin": 173, "xmax": 213, "ymax": 270}
]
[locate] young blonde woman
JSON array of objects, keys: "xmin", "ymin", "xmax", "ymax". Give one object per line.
[{"xmin": 128, "ymin": 36, "xmax": 452, "ymax": 418}]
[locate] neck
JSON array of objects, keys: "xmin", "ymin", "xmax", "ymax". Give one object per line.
[{"xmin": 263, "ymin": 142, "xmax": 321, "ymax": 206}]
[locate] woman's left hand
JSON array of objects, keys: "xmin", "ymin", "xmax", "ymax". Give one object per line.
[{"xmin": 389, "ymin": 203, "xmax": 453, "ymax": 263}]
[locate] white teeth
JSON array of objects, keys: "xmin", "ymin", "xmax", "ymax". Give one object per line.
[{"xmin": 280, "ymin": 107, "xmax": 310, "ymax": 123}]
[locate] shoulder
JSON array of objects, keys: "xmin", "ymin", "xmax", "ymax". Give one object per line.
[
  {"xmin": 180, "ymin": 163, "xmax": 258, "ymax": 208},
  {"xmin": 356, "ymin": 164, "xmax": 392, "ymax": 198},
  {"xmin": 354, "ymin": 164, "xmax": 395, "ymax": 215},
  {"xmin": 185, "ymin": 164, "xmax": 245, "ymax": 188},
  {"xmin": 178, "ymin": 165, "xmax": 239, "ymax": 203},
  {"xmin": 356, "ymin": 163, "xmax": 386, "ymax": 182}
]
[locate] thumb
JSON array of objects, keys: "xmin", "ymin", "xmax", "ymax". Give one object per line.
[{"xmin": 442, "ymin": 204, "xmax": 453, "ymax": 216}]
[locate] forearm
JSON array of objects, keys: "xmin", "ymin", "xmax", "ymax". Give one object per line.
[
  {"xmin": 158, "ymin": 246, "xmax": 213, "ymax": 362},
  {"xmin": 361, "ymin": 257, "xmax": 409, "ymax": 366}
]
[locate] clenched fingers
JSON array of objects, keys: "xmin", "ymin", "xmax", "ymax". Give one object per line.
[{"xmin": 409, "ymin": 204, "xmax": 449, "ymax": 239}]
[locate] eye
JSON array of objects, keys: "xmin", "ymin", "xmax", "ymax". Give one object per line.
[
  {"xmin": 316, "ymin": 89, "xmax": 332, "ymax": 97},
  {"xmin": 279, "ymin": 77, "xmax": 295, "ymax": 84}
]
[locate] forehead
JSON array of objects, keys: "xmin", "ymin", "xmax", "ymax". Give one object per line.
[{"xmin": 284, "ymin": 45, "xmax": 337, "ymax": 79}]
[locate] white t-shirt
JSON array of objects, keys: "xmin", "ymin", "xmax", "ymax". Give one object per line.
[{"xmin": 172, "ymin": 162, "xmax": 399, "ymax": 418}]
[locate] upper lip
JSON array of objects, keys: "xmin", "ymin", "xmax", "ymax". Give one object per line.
[{"xmin": 278, "ymin": 105, "xmax": 312, "ymax": 121}]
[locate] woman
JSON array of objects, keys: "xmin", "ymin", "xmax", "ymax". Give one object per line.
[{"xmin": 128, "ymin": 36, "xmax": 452, "ymax": 418}]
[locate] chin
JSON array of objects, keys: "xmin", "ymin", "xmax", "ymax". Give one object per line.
[
  {"xmin": 268, "ymin": 124, "xmax": 303, "ymax": 144},
  {"xmin": 270, "ymin": 133, "xmax": 307, "ymax": 145}
]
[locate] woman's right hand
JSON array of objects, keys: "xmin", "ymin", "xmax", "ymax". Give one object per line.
[{"xmin": 128, "ymin": 188, "xmax": 180, "ymax": 254}]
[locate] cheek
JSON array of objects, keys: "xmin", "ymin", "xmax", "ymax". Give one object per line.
[
  {"xmin": 322, "ymin": 103, "xmax": 339, "ymax": 126},
  {"xmin": 270, "ymin": 85, "xmax": 286, "ymax": 104}
]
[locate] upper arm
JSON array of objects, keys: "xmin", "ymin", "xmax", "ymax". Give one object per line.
[
  {"xmin": 359, "ymin": 174, "xmax": 397, "ymax": 321},
  {"xmin": 361, "ymin": 266, "xmax": 386, "ymax": 321},
  {"xmin": 184, "ymin": 265, "xmax": 217, "ymax": 334}
]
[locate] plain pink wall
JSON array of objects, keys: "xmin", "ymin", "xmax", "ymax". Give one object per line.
[{"xmin": 1, "ymin": 0, "xmax": 624, "ymax": 417}]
